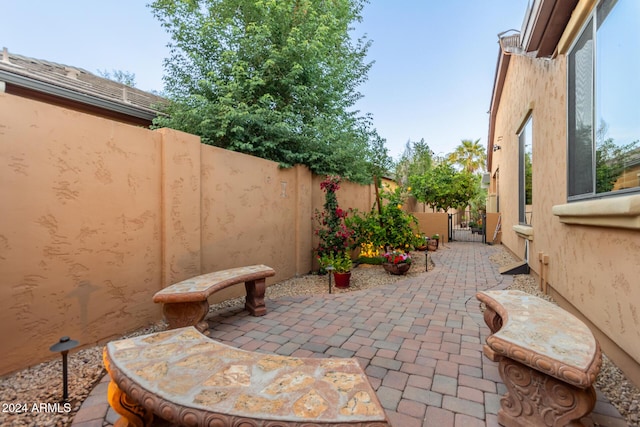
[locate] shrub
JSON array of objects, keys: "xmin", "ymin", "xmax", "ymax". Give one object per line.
[{"xmin": 347, "ymin": 186, "xmax": 421, "ymax": 251}]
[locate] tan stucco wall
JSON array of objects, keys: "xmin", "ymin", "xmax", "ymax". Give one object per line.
[
  {"xmin": 490, "ymin": 54, "xmax": 640, "ymax": 383},
  {"xmin": 1, "ymin": 93, "xmax": 163, "ymax": 375},
  {"xmin": 413, "ymin": 213, "xmax": 449, "ymax": 243},
  {"xmin": 0, "ymin": 92, "xmax": 377, "ymax": 375}
]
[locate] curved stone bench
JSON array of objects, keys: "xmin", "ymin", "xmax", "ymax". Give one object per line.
[
  {"xmin": 104, "ymin": 327, "xmax": 390, "ymax": 427},
  {"xmin": 153, "ymin": 265, "xmax": 275, "ymax": 333},
  {"xmin": 476, "ymin": 290, "xmax": 602, "ymax": 427}
]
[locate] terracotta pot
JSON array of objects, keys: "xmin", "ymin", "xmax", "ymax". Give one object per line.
[
  {"xmin": 382, "ymin": 262, "xmax": 411, "ymax": 275},
  {"xmin": 333, "ymin": 272, "xmax": 351, "ymax": 288},
  {"xmin": 415, "ymin": 245, "xmax": 427, "ymax": 251},
  {"xmin": 428, "ymin": 242, "xmax": 438, "ymax": 251}
]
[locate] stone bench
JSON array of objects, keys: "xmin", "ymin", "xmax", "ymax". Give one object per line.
[
  {"xmin": 476, "ymin": 290, "xmax": 602, "ymax": 427},
  {"xmin": 153, "ymin": 265, "xmax": 275, "ymax": 333},
  {"xmin": 103, "ymin": 327, "xmax": 390, "ymax": 427}
]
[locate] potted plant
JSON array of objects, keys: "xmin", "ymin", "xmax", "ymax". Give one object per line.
[
  {"xmin": 469, "ymin": 221, "xmax": 483, "ymax": 235},
  {"xmin": 415, "ymin": 234, "xmax": 429, "ymax": 251},
  {"xmin": 319, "ymin": 252, "xmax": 353, "ymax": 288},
  {"xmin": 430, "ymin": 234, "xmax": 440, "ymax": 250},
  {"xmin": 382, "ymin": 249, "xmax": 412, "ymax": 275}
]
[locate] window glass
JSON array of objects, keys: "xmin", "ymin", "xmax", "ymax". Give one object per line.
[
  {"xmin": 519, "ymin": 116, "xmax": 533, "ymax": 225},
  {"xmin": 568, "ymin": 0, "xmax": 640, "ymax": 199},
  {"xmin": 595, "ymin": 0, "xmax": 640, "ymax": 193},
  {"xmin": 568, "ymin": 18, "xmax": 594, "ymax": 197}
]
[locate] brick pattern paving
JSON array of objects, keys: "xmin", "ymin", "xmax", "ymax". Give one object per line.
[{"xmin": 72, "ymin": 242, "xmax": 627, "ymax": 427}]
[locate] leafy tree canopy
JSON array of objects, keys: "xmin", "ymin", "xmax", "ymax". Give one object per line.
[
  {"xmin": 395, "ymin": 138, "xmax": 433, "ymax": 186},
  {"xmin": 408, "ymin": 161, "xmax": 480, "ymax": 212},
  {"xmin": 150, "ymin": 0, "xmax": 387, "ymax": 183},
  {"xmin": 97, "ymin": 69, "xmax": 137, "ymax": 87},
  {"xmin": 447, "ymin": 138, "xmax": 486, "ymax": 173}
]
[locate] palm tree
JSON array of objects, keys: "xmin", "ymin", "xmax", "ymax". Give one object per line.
[{"xmin": 447, "ymin": 139, "xmax": 486, "ymax": 174}]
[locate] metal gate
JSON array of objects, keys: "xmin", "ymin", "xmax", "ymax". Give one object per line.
[{"xmin": 448, "ymin": 212, "xmax": 486, "ymax": 243}]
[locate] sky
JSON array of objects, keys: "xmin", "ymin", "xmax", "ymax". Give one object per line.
[{"xmin": 2, "ymin": 0, "xmax": 529, "ymax": 160}]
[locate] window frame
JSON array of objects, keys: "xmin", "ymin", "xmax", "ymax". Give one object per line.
[{"xmin": 566, "ymin": 0, "xmax": 640, "ymax": 202}]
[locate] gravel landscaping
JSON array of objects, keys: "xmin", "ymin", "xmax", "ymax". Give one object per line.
[{"xmin": 0, "ymin": 247, "xmax": 637, "ymax": 426}]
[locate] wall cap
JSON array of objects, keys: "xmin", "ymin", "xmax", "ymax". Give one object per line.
[{"xmin": 552, "ymin": 194, "xmax": 640, "ymax": 230}]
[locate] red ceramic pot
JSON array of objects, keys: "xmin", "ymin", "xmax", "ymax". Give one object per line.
[{"xmin": 334, "ymin": 272, "xmax": 351, "ymax": 288}]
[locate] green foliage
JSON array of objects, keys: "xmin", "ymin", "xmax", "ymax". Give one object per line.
[
  {"xmin": 395, "ymin": 138, "xmax": 433, "ymax": 186},
  {"xmin": 524, "ymin": 151, "xmax": 532, "ymax": 204},
  {"xmin": 356, "ymin": 255, "xmax": 385, "ymax": 265},
  {"xmin": 409, "ymin": 162, "xmax": 480, "ymax": 212},
  {"xmin": 314, "ymin": 176, "xmax": 353, "ymax": 259},
  {"xmin": 97, "ymin": 69, "xmax": 137, "ymax": 87},
  {"xmin": 318, "ymin": 251, "xmax": 352, "ymax": 273},
  {"xmin": 596, "ymin": 138, "xmax": 640, "ymax": 193},
  {"xmin": 347, "ymin": 186, "xmax": 421, "ymax": 250},
  {"xmin": 447, "ymin": 138, "xmax": 486, "ymax": 173},
  {"xmin": 150, "ymin": 0, "xmax": 385, "ymax": 183}
]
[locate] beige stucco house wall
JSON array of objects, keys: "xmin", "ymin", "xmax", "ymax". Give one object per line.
[{"xmin": 487, "ymin": 0, "xmax": 640, "ymax": 386}]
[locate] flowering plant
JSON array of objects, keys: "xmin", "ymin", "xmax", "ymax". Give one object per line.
[
  {"xmin": 383, "ymin": 250, "xmax": 412, "ymax": 265},
  {"xmin": 314, "ymin": 176, "xmax": 354, "ymax": 262}
]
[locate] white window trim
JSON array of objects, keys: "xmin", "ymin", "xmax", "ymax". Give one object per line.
[{"xmin": 552, "ymin": 194, "xmax": 640, "ymax": 230}]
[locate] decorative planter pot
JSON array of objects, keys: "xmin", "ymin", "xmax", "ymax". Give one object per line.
[
  {"xmin": 333, "ymin": 272, "xmax": 351, "ymax": 288},
  {"xmin": 427, "ymin": 242, "xmax": 438, "ymax": 251},
  {"xmin": 382, "ymin": 262, "xmax": 411, "ymax": 275}
]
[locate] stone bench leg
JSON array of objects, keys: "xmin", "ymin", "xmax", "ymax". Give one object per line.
[
  {"xmin": 162, "ymin": 300, "xmax": 209, "ymax": 334},
  {"xmin": 104, "ymin": 350, "xmax": 153, "ymax": 427},
  {"xmin": 494, "ymin": 355, "xmax": 596, "ymax": 427},
  {"xmin": 244, "ymin": 278, "xmax": 266, "ymax": 316}
]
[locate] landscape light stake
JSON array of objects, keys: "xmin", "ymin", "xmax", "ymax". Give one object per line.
[
  {"xmin": 326, "ymin": 265, "xmax": 334, "ymax": 294},
  {"xmin": 49, "ymin": 336, "xmax": 79, "ymax": 401}
]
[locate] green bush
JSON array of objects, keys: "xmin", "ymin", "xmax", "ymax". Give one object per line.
[
  {"xmin": 356, "ymin": 256, "xmax": 386, "ymax": 265},
  {"xmin": 318, "ymin": 252, "xmax": 352, "ymax": 273},
  {"xmin": 347, "ymin": 186, "xmax": 421, "ymax": 251}
]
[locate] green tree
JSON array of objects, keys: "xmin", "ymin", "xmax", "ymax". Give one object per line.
[
  {"xmin": 395, "ymin": 138, "xmax": 433, "ymax": 186},
  {"xmin": 409, "ymin": 162, "xmax": 479, "ymax": 212},
  {"xmin": 596, "ymin": 138, "xmax": 640, "ymax": 193},
  {"xmin": 150, "ymin": 0, "xmax": 378, "ymax": 183},
  {"xmin": 97, "ymin": 69, "xmax": 137, "ymax": 87},
  {"xmin": 447, "ymin": 138, "xmax": 486, "ymax": 173}
]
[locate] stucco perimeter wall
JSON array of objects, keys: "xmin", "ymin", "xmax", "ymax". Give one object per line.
[
  {"xmin": 200, "ymin": 147, "xmax": 313, "ymax": 304},
  {"xmin": 0, "ymin": 93, "xmax": 163, "ymax": 376},
  {"xmin": 492, "ymin": 54, "xmax": 640, "ymax": 380},
  {"xmin": 413, "ymin": 213, "xmax": 449, "ymax": 243},
  {"xmin": 0, "ymin": 92, "xmax": 376, "ymax": 375}
]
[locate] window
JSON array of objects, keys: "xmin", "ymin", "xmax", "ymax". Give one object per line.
[
  {"xmin": 567, "ymin": 0, "xmax": 640, "ymax": 200},
  {"xmin": 519, "ymin": 115, "xmax": 533, "ymax": 225}
]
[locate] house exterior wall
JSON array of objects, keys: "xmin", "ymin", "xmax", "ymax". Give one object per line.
[
  {"xmin": 0, "ymin": 92, "xmax": 376, "ymax": 375},
  {"xmin": 490, "ymin": 53, "xmax": 640, "ymax": 384}
]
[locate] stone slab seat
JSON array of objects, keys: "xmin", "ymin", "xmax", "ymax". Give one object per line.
[
  {"xmin": 153, "ymin": 265, "xmax": 275, "ymax": 334},
  {"xmin": 476, "ymin": 290, "xmax": 602, "ymax": 427},
  {"xmin": 103, "ymin": 327, "xmax": 391, "ymax": 427}
]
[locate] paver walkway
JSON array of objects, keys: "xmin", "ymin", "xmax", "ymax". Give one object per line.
[{"xmin": 72, "ymin": 242, "xmax": 628, "ymax": 427}]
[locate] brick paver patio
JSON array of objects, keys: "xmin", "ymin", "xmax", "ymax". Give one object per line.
[{"xmin": 72, "ymin": 242, "xmax": 628, "ymax": 427}]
